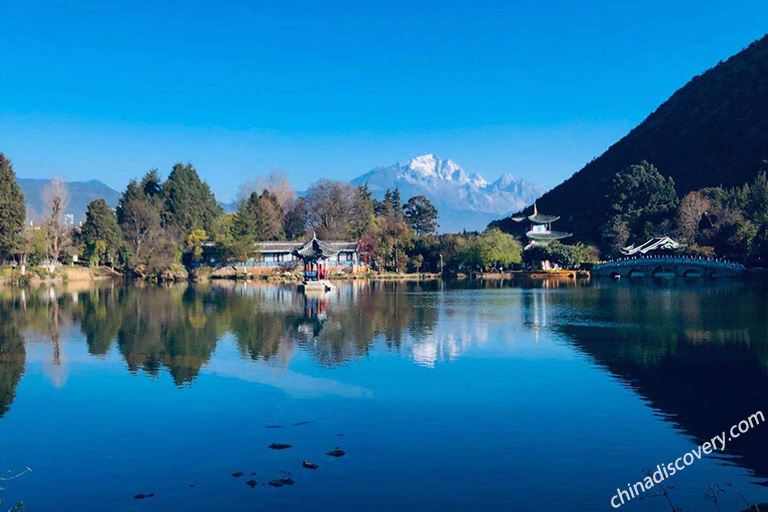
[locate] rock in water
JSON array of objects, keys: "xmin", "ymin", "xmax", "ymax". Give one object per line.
[
  {"xmin": 134, "ymin": 494, "xmax": 146, "ymax": 500},
  {"xmin": 326, "ymin": 448, "xmax": 345, "ymax": 457},
  {"xmin": 268, "ymin": 477, "xmax": 295, "ymax": 487},
  {"xmin": 246, "ymin": 480, "xmax": 257, "ymax": 488},
  {"xmin": 302, "ymin": 460, "xmax": 319, "ymax": 469},
  {"xmin": 232, "ymin": 471, "xmax": 244, "ymax": 477},
  {"xmin": 269, "ymin": 443, "xmax": 292, "ymax": 450}
]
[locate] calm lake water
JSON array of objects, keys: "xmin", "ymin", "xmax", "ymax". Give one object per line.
[{"xmin": 0, "ymin": 279, "xmax": 766, "ymax": 511}]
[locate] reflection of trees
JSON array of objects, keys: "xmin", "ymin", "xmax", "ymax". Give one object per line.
[
  {"xmin": 75, "ymin": 287, "xmax": 122, "ymax": 356},
  {"xmin": 0, "ymin": 292, "xmax": 26, "ymax": 418},
  {"xmin": 553, "ymin": 280, "xmax": 768, "ymax": 484},
  {"xmin": 0, "ymin": 281, "xmax": 442, "ymax": 392},
  {"xmin": 114, "ymin": 285, "xmax": 228, "ymax": 386}
]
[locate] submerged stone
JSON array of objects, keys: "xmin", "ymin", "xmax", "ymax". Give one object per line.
[
  {"xmin": 268, "ymin": 477, "xmax": 295, "ymax": 487},
  {"xmin": 269, "ymin": 443, "xmax": 292, "ymax": 450},
  {"xmin": 246, "ymin": 480, "xmax": 257, "ymax": 488},
  {"xmin": 302, "ymin": 460, "xmax": 319, "ymax": 469},
  {"xmin": 232, "ymin": 471, "xmax": 244, "ymax": 477},
  {"xmin": 265, "ymin": 425, "xmax": 282, "ymax": 429},
  {"xmin": 294, "ymin": 421, "xmax": 309, "ymax": 426},
  {"xmin": 326, "ymin": 448, "xmax": 345, "ymax": 457}
]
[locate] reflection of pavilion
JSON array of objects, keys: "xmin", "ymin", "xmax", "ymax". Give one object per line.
[{"xmin": 295, "ymin": 294, "xmax": 331, "ymax": 337}]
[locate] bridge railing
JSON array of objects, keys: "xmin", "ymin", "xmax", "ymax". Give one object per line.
[{"xmin": 592, "ymin": 255, "xmax": 745, "ymax": 271}]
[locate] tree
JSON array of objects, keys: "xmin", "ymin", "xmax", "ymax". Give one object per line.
[
  {"xmin": 253, "ymin": 190, "xmax": 284, "ymax": 241},
  {"xmin": 305, "ymin": 180, "xmax": 358, "ymax": 239},
  {"xmin": 677, "ymin": 191, "xmax": 711, "ymax": 242},
  {"xmin": 604, "ymin": 161, "xmax": 679, "ymax": 248},
  {"xmin": 117, "ymin": 179, "xmax": 163, "ymax": 265},
  {"xmin": 42, "ymin": 178, "xmax": 71, "ymax": 272},
  {"xmin": 256, "ymin": 170, "xmax": 296, "ymax": 212},
  {"xmin": 403, "ymin": 195, "xmax": 439, "ymax": 235},
  {"xmin": 0, "ymin": 153, "xmax": 26, "ymax": 263},
  {"xmin": 232, "ymin": 191, "xmax": 284, "ymax": 242},
  {"xmin": 745, "ymin": 171, "xmax": 768, "ymax": 225},
  {"xmin": 162, "ymin": 163, "xmax": 222, "ymax": 236},
  {"xmin": 284, "ymin": 197, "xmax": 308, "ymax": 240},
  {"xmin": 81, "ymin": 199, "xmax": 121, "ymax": 266},
  {"xmin": 475, "ymin": 229, "xmax": 522, "ymax": 269}
]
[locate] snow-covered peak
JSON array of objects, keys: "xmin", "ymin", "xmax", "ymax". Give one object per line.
[
  {"xmin": 406, "ymin": 154, "xmax": 467, "ymax": 182},
  {"xmin": 468, "ymin": 172, "xmax": 488, "ymax": 187},
  {"xmin": 350, "ymin": 155, "xmax": 544, "ymax": 232},
  {"xmin": 492, "ymin": 172, "xmax": 518, "ymax": 189}
]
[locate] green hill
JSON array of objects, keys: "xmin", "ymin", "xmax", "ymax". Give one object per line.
[{"xmin": 492, "ymin": 35, "xmax": 768, "ymax": 244}]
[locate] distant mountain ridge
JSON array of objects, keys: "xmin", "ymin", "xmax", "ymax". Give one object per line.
[
  {"xmin": 492, "ymin": 35, "xmax": 768, "ymax": 243},
  {"xmin": 352, "ymin": 154, "xmax": 543, "ymax": 232},
  {"xmin": 18, "ymin": 178, "xmax": 120, "ymax": 224}
]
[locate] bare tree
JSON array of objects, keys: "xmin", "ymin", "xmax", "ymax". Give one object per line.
[
  {"xmin": 42, "ymin": 178, "xmax": 71, "ymax": 273},
  {"xmin": 238, "ymin": 170, "xmax": 297, "ymax": 212},
  {"xmin": 305, "ymin": 180, "xmax": 357, "ymax": 239},
  {"xmin": 677, "ymin": 191, "xmax": 711, "ymax": 242},
  {"xmin": 258, "ymin": 170, "xmax": 296, "ymax": 211}
]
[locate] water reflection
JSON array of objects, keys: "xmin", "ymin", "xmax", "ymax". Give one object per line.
[
  {"xmin": 0, "ymin": 278, "xmax": 766, "ymax": 491},
  {"xmin": 552, "ymin": 279, "xmax": 768, "ymax": 484}
]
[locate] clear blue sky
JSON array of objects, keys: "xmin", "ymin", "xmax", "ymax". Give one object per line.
[{"xmin": 1, "ymin": 0, "xmax": 767, "ymax": 201}]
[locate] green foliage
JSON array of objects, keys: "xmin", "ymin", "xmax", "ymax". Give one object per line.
[
  {"xmin": 602, "ymin": 161, "xmax": 679, "ymax": 249},
  {"xmin": 493, "ymin": 35, "xmax": 768, "ymax": 243},
  {"xmin": 162, "ymin": 163, "xmax": 222, "ymax": 237},
  {"xmin": 0, "ymin": 154, "xmax": 26, "ymax": 262},
  {"xmin": 403, "ymin": 195, "xmax": 439, "ymax": 235},
  {"xmin": 80, "ymin": 199, "xmax": 121, "ymax": 266},
  {"xmin": 475, "ymin": 229, "xmax": 522, "ymax": 268},
  {"xmin": 284, "ymin": 197, "xmax": 308, "ymax": 240},
  {"xmin": 523, "ymin": 241, "xmax": 599, "ymax": 269}
]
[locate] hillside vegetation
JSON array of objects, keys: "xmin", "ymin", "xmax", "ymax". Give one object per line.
[{"xmin": 492, "ymin": 35, "xmax": 768, "ymax": 246}]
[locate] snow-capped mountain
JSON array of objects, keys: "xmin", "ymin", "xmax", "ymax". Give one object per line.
[{"xmin": 350, "ymin": 154, "xmax": 543, "ymax": 232}]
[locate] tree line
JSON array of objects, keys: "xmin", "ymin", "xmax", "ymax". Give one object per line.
[
  {"xmin": 0, "ymin": 152, "xmax": 540, "ymax": 277},
  {"xmin": 600, "ymin": 160, "xmax": 768, "ymax": 261}
]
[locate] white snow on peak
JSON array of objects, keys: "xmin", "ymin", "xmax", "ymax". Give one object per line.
[{"xmin": 350, "ymin": 154, "xmax": 544, "ymax": 232}]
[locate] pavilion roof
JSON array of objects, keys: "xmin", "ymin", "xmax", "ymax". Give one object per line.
[
  {"xmin": 290, "ymin": 235, "xmax": 358, "ymax": 260},
  {"xmin": 526, "ymin": 230, "xmax": 572, "ymax": 240},
  {"xmin": 620, "ymin": 236, "xmax": 684, "ymax": 256},
  {"xmin": 528, "ymin": 213, "xmax": 560, "ymax": 224}
]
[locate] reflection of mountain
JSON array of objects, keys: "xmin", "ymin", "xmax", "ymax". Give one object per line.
[{"xmin": 552, "ymin": 281, "xmax": 768, "ymax": 484}]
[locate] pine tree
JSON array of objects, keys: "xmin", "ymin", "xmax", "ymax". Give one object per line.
[
  {"xmin": 162, "ymin": 163, "xmax": 222, "ymax": 236},
  {"xmin": 81, "ymin": 199, "xmax": 122, "ymax": 266},
  {"xmin": 0, "ymin": 153, "xmax": 26, "ymax": 262}
]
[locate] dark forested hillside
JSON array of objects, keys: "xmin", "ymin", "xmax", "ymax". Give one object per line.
[{"xmin": 492, "ymin": 35, "xmax": 768, "ymax": 244}]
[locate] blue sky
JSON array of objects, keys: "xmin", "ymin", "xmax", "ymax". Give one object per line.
[{"xmin": 1, "ymin": 0, "xmax": 767, "ymax": 201}]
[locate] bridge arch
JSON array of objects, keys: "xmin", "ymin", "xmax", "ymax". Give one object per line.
[
  {"xmin": 682, "ymin": 268, "xmax": 702, "ymax": 279},
  {"xmin": 651, "ymin": 266, "xmax": 676, "ymax": 278},
  {"xmin": 628, "ymin": 268, "xmax": 645, "ymax": 279}
]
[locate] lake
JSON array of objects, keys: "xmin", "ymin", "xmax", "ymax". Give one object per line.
[{"xmin": 0, "ymin": 279, "xmax": 766, "ymax": 511}]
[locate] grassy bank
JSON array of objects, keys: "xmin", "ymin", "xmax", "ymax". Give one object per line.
[{"xmin": 0, "ymin": 265, "xmax": 122, "ymax": 286}]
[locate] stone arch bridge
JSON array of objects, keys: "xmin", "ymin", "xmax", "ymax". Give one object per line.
[{"xmin": 591, "ymin": 256, "xmax": 745, "ymax": 279}]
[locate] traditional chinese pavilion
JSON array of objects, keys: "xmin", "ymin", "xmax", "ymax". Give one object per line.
[
  {"xmin": 292, "ymin": 234, "xmax": 341, "ymax": 291},
  {"xmin": 512, "ymin": 203, "xmax": 572, "ymax": 246}
]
